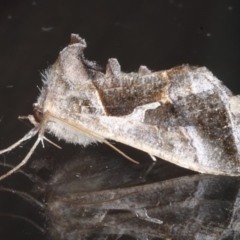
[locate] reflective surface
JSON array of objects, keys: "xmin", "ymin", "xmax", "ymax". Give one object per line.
[{"xmin": 0, "ymin": 0, "xmax": 240, "ymax": 239}]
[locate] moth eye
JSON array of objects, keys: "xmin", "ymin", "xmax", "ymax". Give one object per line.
[{"xmin": 33, "ymin": 108, "xmax": 43, "ymax": 123}]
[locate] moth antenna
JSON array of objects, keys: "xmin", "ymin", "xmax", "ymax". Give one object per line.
[
  {"xmin": 0, "ymin": 213, "xmax": 45, "ymax": 233},
  {"xmin": 43, "ymin": 136, "xmax": 62, "ymax": 149},
  {"xmin": 0, "ymin": 127, "xmax": 39, "ymax": 155},
  {"xmin": 45, "ymin": 111, "xmax": 139, "ymax": 164},
  {"xmin": 18, "ymin": 115, "xmax": 29, "ymax": 120},
  {"xmin": 0, "ymin": 187, "xmax": 45, "ymax": 209},
  {"xmin": 102, "ymin": 139, "xmax": 139, "ymax": 164},
  {"xmin": 0, "ymin": 137, "xmax": 41, "ymax": 181},
  {"xmin": 0, "ymin": 162, "xmax": 46, "ymax": 185}
]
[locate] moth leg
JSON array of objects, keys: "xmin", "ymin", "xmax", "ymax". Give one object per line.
[
  {"xmin": 43, "ymin": 136, "xmax": 61, "ymax": 149},
  {"xmin": 140, "ymin": 161, "xmax": 156, "ymax": 181},
  {"xmin": 0, "ymin": 137, "xmax": 41, "ymax": 181},
  {"xmin": 149, "ymin": 154, "xmax": 157, "ymax": 162},
  {"xmin": 0, "ymin": 127, "xmax": 39, "ymax": 155}
]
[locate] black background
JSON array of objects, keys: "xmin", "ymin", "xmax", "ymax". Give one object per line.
[{"xmin": 0, "ymin": 0, "xmax": 240, "ymax": 239}]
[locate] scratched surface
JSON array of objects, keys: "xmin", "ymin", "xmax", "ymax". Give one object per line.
[{"xmin": 0, "ymin": 0, "xmax": 240, "ymax": 239}]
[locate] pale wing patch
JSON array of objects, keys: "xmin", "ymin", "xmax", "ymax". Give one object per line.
[
  {"xmin": 190, "ymin": 75, "xmax": 215, "ymax": 95},
  {"xmin": 230, "ymin": 96, "xmax": 240, "ymax": 117},
  {"xmin": 123, "ymin": 102, "xmax": 161, "ymax": 122}
]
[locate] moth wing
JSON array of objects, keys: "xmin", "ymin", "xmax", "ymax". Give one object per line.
[{"xmin": 92, "ymin": 65, "xmax": 240, "ymax": 175}]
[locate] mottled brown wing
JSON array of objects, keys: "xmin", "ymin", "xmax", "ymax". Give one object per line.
[
  {"xmin": 93, "ymin": 62, "xmax": 240, "ymax": 175},
  {"xmin": 39, "ymin": 34, "xmax": 240, "ymax": 176}
]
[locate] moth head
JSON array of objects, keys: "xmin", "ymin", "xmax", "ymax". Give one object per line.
[
  {"xmin": 0, "ymin": 106, "xmax": 61, "ymax": 182},
  {"xmin": 33, "ymin": 103, "xmax": 43, "ymax": 123},
  {"xmin": 0, "ymin": 34, "xmax": 138, "ymax": 182}
]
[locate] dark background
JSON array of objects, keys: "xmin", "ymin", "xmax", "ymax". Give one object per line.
[{"xmin": 0, "ymin": 0, "xmax": 239, "ymax": 239}]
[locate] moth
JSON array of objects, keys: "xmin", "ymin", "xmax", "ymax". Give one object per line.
[
  {"xmin": 2, "ymin": 148, "xmax": 240, "ymax": 239},
  {"xmin": 1, "ymin": 33, "xmax": 240, "ymax": 179}
]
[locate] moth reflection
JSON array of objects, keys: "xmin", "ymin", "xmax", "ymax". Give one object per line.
[{"xmin": 0, "ymin": 147, "xmax": 240, "ymax": 240}]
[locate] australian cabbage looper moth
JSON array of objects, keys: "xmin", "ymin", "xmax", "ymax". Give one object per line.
[{"xmin": 1, "ymin": 33, "xmax": 240, "ymax": 179}]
